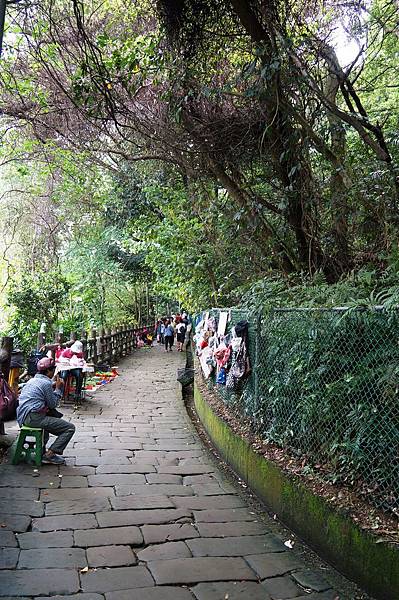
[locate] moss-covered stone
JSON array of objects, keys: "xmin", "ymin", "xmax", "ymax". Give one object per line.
[{"xmin": 194, "ymin": 382, "xmax": 399, "ymax": 600}]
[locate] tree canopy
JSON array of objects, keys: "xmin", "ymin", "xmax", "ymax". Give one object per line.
[{"xmin": 0, "ymin": 0, "xmax": 398, "ymax": 345}]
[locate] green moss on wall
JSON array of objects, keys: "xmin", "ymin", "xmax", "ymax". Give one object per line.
[{"xmin": 194, "ymin": 382, "xmax": 399, "ymax": 600}]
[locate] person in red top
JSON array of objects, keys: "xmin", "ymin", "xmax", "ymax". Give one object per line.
[{"xmin": 58, "ymin": 341, "xmax": 85, "ymax": 401}]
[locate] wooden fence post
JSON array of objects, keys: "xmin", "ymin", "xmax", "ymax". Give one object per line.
[
  {"xmin": 0, "ymin": 336, "xmax": 13, "ymax": 383},
  {"xmin": 122, "ymin": 323, "xmax": 127, "ymax": 356},
  {"xmin": 99, "ymin": 328, "xmax": 105, "ymax": 363},
  {"xmin": 106, "ymin": 328, "xmax": 112, "ymax": 363},
  {"xmin": 114, "ymin": 326, "xmax": 118, "ymax": 360},
  {"xmin": 90, "ymin": 328, "xmax": 98, "ymax": 364},
  {"xmin": 37, "ymin": 323, "xmax": 46, "ymax": 350},
  {"xmin": 111, "ymin": 327, "xmax": 116, "ymax": 362},
  {"xmin": 81, "ymin": 329, "xmax": 88, "ymax": 360},
  {"xmin": 126, "ymin": 325, "xmax": 131, "ymax": 354},
  {"xmin": 50, "ymin": 331, "xmax": 62, "ymax": 359},
  {"xmin": 117, "ymin": 325, "xmax": 122, "ymax": 359},
  {"xmin": 55, "ymin": 330, "xmax": 64, "ymax": 346}
]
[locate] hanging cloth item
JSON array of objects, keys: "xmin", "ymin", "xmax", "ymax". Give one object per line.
[
  {"xmin": 226, "ymin": 337, "xmax": 250, "ymax": 390},
  {"xmin": 214, "ymin": 344, "xmax": 231, "ymax": 368},
  {"xmin": 206, "ymin": 316, "xmax": 217, "ymax": 332},
  {"xmin": 231, "ymin": 337, "xmax": 242, "ymax": 352},
  {"xmin": 230, "ymin": 339, "xmax": 247, "ymax": 379},
  {"xmin": 199, "ymin": 346, "xmax": 214, "ymax": 379},
  {"xmin": 226, "ymin": 370, "xmax": 236, "ymax": 390}
]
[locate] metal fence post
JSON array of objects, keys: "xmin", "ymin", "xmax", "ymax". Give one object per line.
[{"xmin": 254, "ymin": 311, "xmax": 261, "ymax": 415}]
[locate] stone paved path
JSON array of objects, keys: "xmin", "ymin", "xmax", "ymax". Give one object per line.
[{"xmin": 0, "ymin": 346, "xmax": 349, "ymax": 599}]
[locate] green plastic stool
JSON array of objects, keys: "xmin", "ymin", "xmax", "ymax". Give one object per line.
[{"xmin": 12, "ymin": 426, "xmax": 43, "ymax": 467}]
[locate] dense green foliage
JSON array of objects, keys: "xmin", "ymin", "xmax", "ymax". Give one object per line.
[
  {"xmin": 239, "ymin": 266, "xmax": 399, "ymax": 313},
  {"xmin": 7, "ymin": 271, "xmax": 70, "ymax": 352},
  {"xmin": 207, "ymin": 306, "xmax": 399, "ymax": 513}
]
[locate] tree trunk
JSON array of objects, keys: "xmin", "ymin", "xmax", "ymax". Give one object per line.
[
  {"xmin": 325, "ymin": 68, "xmax": 351, "ymax": 274},
  {"xmin": 229, "ymin": 0, "xmax": 325, "ymax": 274}
]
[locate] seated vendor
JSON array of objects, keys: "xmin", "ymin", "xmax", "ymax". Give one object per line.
[
  {"xmin": 58, "ymin": 340, "xmax": 86, "ymax": 401},
  {"xmin": 16, "ymin": 357, "xmax": 75, "ymax": 465}
]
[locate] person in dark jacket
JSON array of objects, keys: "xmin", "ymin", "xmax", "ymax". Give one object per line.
[
  {"xmin": 164, "ymin": 320, "xmax": 175, "ymax": 352},
  {"xmin": 176, "ymin": 321, "xmax": 186, "ymax": 352}
]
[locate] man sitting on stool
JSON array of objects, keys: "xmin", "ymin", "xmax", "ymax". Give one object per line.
[{"xmin": 16, "ymin": 357, "xmax": 75, "ymax": 465}]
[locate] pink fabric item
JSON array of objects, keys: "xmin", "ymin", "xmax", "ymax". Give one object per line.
[
  {"xmin": 214, "ymin": 344, "xmax": 231, "ymax": 368},
  {"xmin": 61, "ymin": 348, "xmax": 83, "ymax": 359},
  {"xmin": 70, "ymin": 354, "xmax": 85, "ymax": 368}
]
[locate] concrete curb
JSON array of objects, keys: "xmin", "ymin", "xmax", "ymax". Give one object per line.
[{"xmin": 194, "ymin": 381, "xmax": 399, "ymax": 600}]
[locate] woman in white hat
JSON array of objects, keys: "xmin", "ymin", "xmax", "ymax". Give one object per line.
[{"xmin": 59, "ymin": 340, "xmax": 86, "ymax": 401}]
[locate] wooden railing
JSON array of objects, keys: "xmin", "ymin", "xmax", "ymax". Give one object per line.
[{"xmin": 40, "ymin": 324, "xmax": 152, "ymax": 365}]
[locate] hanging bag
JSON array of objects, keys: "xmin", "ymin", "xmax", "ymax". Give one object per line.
[
  {"xmin": 0, "ymin": 374, "xmax": 19, "ymax": 421},
  {"xmin": 230, "ymin": 340, "xmax": 246, "ymax": 379}
]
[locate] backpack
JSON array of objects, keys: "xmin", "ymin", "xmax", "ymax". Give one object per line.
[
  {"xmin": 230, "ymin": 340, "xmax": 247, "ymax": 379},
  {"xmin": 0, "ymin": 374, "xmax": 19, "ymax": 421},
  {"xmin": 27, "ymin": 350, "xmax": 45, "ymax": 377}
]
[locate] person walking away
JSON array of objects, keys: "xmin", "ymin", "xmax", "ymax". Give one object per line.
[
  {"xmin": 164, "ymin": 320, "xmax": 175, "ymax": 352},
  {"xmin": 16, "ymin": 357, "xmax": 75, "ymax": 465},
  {"xmin": 160, "ymin": 320, "xmax": 165, "ymax": 344},
  {"xmin": 176, "ymin": 320, "xmax": 186, "ymax": 352},
  {"xmin": 154, "ymin": 320, "xmax": 161, "ymax": 343}
]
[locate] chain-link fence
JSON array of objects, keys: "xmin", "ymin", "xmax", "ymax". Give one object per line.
[{"xmin": 198, "ymin": 307, "xmax": 399, "ymax": 515}]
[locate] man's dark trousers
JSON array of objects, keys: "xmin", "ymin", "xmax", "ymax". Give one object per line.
[{"xmin": 24, "ymin": 412, "xmax": 75, "ymax": 454}]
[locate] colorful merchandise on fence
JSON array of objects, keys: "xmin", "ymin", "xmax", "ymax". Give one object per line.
[{"xmin": 194, "ymin": 312, "xmax": 250, "ymax": 391}]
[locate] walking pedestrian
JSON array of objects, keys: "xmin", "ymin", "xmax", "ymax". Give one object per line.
[
  {"xmin": 176, "ymin": 320, "xmax": 186, "ymax": 352},
  {"xmin": 160, "ymin": 320, "xmax": 165, "ymax": 344},
  {"xmin": 155, "ymin": 319, "xmax": 164, "ymax": 344},
  {"xmin": 164, "ymin": 320, "xmax": 175, "ymax": 352}
]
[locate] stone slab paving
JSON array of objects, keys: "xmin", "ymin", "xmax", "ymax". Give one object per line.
[
  {"xmin": 86, "ymin": 545, "xmax": 136, "ymax": 567},
  {"xmin": 17, "ymin": 547, "xmax": 87, "ymax": 570},
  {"xmin": 0, "ymin": 547, "xmax": 19, "ymax": 569},
  {"xmin": 17, "ymin": 531, "xmax": 74, "ymax": 549},
  {"xmin": 0, "ymin": 344, "xmax": 364, "ymax": 598}
]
